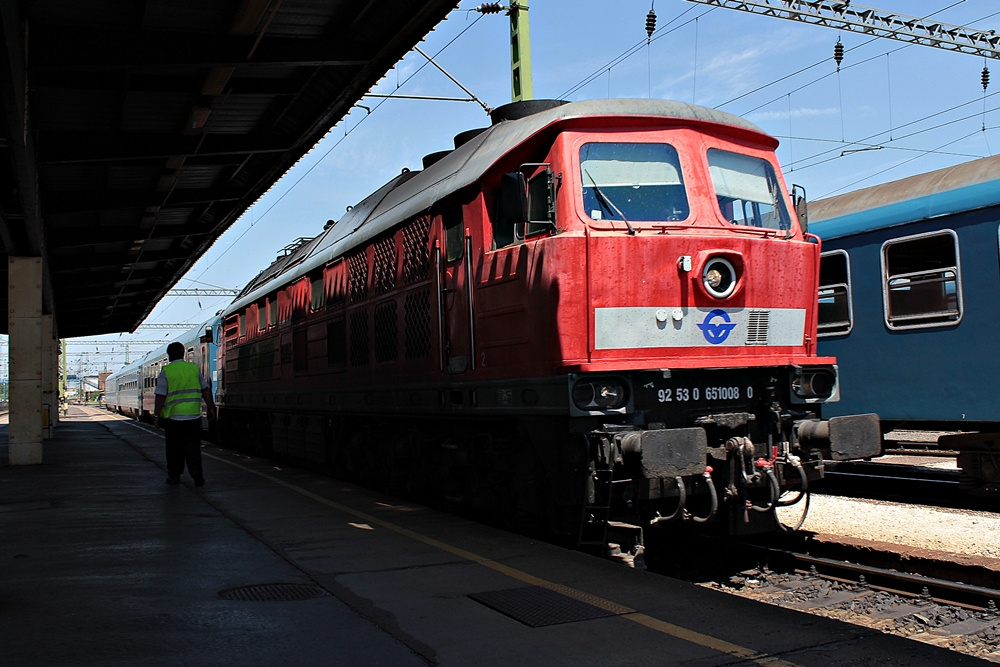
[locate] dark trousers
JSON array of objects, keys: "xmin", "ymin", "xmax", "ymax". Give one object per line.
[{"xmin": 164, "ymin": 418, "xmax": 203, "ymax": 480}]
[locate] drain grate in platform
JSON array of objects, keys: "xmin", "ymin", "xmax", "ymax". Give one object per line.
[
  {"xmin": 468, "ymin": 586, "xmax": 629, "ymax": 627},
  {"xmin": 219, "ymin": 583, "xmax": 328, "ymax": 602}
]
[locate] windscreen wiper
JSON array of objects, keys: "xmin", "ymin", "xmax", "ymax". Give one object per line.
[{"xmin": 584, "ymin": 169, "xmax": 636, "ymax": 235}]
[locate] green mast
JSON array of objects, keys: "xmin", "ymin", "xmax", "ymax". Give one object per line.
[{"xmin": 509, "ymin": 2, "xmax": 532, "ymax": 101}]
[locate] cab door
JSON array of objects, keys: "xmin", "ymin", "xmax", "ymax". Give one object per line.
[{"xmin": 438, "ymin": 207, "xmax": 475, "ymax": 374}]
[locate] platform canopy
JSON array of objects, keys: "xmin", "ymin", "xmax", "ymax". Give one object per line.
[{"xmin": 0, "ymin": 0, "xmax": 458, "ymax": 338}]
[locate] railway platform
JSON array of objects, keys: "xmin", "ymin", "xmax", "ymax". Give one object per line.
[{"xmin": 0, "ymin": 405, "xmax": 988, "ymax": 666}]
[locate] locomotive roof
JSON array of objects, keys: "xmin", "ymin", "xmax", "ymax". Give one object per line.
[
  {"xmin": 229, "ymin": 99, "xmax": 767, "ymax": 313},
  {"xmin": 809, "ymin": 153, "xmax": 1000, "ymax": 240}
]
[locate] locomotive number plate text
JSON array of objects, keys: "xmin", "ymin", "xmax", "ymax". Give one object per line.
[{"xmin": 656, "ymin": 386, "xmax": 749, "ymax": 403}]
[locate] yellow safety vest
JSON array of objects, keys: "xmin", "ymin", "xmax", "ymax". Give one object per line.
[{"xmin": 161, "ymin": 361, "xmax": 203, "ymax": 419}]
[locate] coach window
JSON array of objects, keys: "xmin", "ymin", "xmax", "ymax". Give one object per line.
[
  {"xmin": 707, "ymin": 149, "xmax": 791, "ymax": 231},
  {"xmin": 257, "ymin": 300, "xmax": 267, "ymax": 331},
  {"xmin": 268, "ymin": 295, "xmax": 277, "ymax": 326},
  {"xmin": 238, "ymin": 313, "xmax": 246, "ymax": 338},
  {"xmin": 443, "ymin": 208, "xmax": 464, "ymax": 262},
  {"xmin": 818, "ymin": 250, "xmax": 853, "ymax": 336},
  {"xmin": 882, "ymin": 230, "xmax": 962, "ymax": 329},
  {"xmin": 580, "ymin": 142, "xmax": 689, "ymax": 223}
]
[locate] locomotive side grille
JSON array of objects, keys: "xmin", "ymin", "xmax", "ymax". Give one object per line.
[
  {"xmin": 402, "ymin": 215, "xmax": 431, "ymax": 284},
  {"xmin": 350, "ymin": 310, "xmax": 370, "ymax": 366},
  {"xmin": 746, "ymin": 310, "xmax": 770, "ymax": 345},
  {"xmin": 373, "ymin": 301, "xmax": 399, "ymax": 363},
  {"xmin": 223, "ymin": 318, "xmax": 239, "ymax": 350},
  {"xmin": 404, "ymin": 290, "xmax": 431, "ymax": 359},
  {"xmin": 349, "ymin": 251, "xmax": 369, "ymax": 303},
  {"xmin": 372, "ymin": 237, "xmax": 396, "ymax": 295}
]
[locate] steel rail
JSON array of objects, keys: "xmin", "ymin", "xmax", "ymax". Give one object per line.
[{"xmin": 758, "ymin": 546, "xmax": 1000, "ymax": 611}]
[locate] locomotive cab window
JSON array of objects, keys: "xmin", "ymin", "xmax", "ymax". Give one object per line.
[
  {"xmin": 443, "ymin": 208, "xmax": 464, "ymax": 262},
  {"xmin": 492, "ymin": 166, "xmax": 556, "ymax": 249},
  {"xmin": 818, "ymin": 250, "xmax": 853, "ymax": 336},
  {"xmin": 708, "ymin": 149, "xmax": 791, "ymax": 231},
  {"xmin": 580, "ymin": 142, "xmax": 689, "ymax": 222},
  {"xmin": 493, "ymin": 173, "xmax": 522, "ymax": 249},
  {"xmin": 882, "ymin": 230, "xmax": 962, "ymax": 329},
  {"xmin": 525, "ymin": 168, "xmax": 556, "ymax": 237}
]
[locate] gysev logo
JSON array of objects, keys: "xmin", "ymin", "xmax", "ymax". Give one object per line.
[{"xmin": 697, "ymin": 309, "xmax": 736, "ymax": 344}]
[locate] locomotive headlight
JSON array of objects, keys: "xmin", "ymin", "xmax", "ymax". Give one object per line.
[
  {"xmin": 792, "ymin": 368, "xmax": 837, "ymax": 400},
  {"xmin": 702, "ymin": 257, "xmax": 737, "ymax": 298},
  {"xmin": 572, "ymin": 377, "xmax": 629, "ymax": 411}
]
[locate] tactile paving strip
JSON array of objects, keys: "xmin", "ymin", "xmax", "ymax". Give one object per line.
[
  {"xmin": 218, "ymin": 583, "xmax": 329, "ymax": 602},
  {"xmin": 469, "ymin": 585, "xmax": 629, "ymax": 627}
]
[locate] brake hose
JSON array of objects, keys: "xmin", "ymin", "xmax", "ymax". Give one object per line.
[
  {"xmin": 690, "ymin": 469, "xmax": 718, "ymax": 523},
  {"xmin": 750, "ymin": 467, "xmax": 779, "ymax": 513},
  {"xmin": 649, "ymin": 476, "xmax": 686, "ymax": 525}
]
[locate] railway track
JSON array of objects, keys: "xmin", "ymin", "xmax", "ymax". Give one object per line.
[
  {"xmin": 815, "ymin": 459, "xmax": 999, "ymax": 512},
  {"xmin": 648, "ymin": 531, "xmax": 1000, "ymax": 661}
]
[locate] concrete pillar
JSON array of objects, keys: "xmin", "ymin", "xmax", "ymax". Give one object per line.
[
  {"xmin": 41, "ymin": 313, "xmax": 55, "ymax": 438},
  {"xmin": 8, "ymin": 257, "xmax": 43, "ymax": 464}
]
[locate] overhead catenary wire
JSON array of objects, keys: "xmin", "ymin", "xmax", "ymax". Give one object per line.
[
  {"xmin": 786, "ymin": 90, "xmax": 1000, "ymax": 173},
  {"xmin": 553, "ymin": 0, "xmax": 994, "ymax": 187},
  {"xmin": 719, "ymin": 6, "xmax": 1000, "ymax": 191},
  {"xmin": 181, "ymin": 11, "xmax": 487, "ymax": 292},
  {"xmin": 714, "ymin": 2, "xmax": 986, "ymax": 111},
  {"xmin": 559, "ymin": 4, "xmax": 709, "ymax": 100},
  {"xmin": 821, "ymin": 127, "xmax": 993, "ymax": 198}
]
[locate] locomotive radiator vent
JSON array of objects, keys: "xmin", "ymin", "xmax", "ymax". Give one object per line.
[
  {"xmin": 218, "ymin": 583, "xmax": 329, "ymax": 602},
  {"xmin": 374, "ymin": 301, "xmax": 399, "ymax": 363},
  {"xmin": 468, "ymin": 586, "xmax": 631, "ymax": 627},
  {"xmin": 746, "ymin": 310, "xmax": 770, "ymax": 345}
]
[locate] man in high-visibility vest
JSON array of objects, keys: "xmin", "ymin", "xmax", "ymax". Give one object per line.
[{"xmin": 154, "ymin": 342, "xmax": 217, "ymax": 486}]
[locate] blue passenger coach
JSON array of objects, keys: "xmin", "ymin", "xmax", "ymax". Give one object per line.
[
  {"xmin": 105, "ymin": 315, "xmax": 222, "ymax": 427},
  {"xmin": 810, "ymin": 155, "xmax": 1000, "ymax": 495}
]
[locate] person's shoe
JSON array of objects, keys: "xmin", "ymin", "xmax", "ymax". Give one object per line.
[
  {"xmin": 166, "ymin": 476, "xmax": 180, "ymax": 485},
  {"xmin": 194, "ymin": 477, "xmax": 205, "ymax": 487}
]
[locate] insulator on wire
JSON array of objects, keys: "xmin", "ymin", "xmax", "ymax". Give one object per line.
[
  {"xmin": 477, "ymin": 3, "xmax": 503, "ymax": 14},
  {"xmin": 646, "ymin": 8, "xmax": 657, "ymax": 44},
  {"xmin": 983, "ymin": 65, "xmax": 990, "ymax": 92},
  {"xmin": 834, "ymin": 38, "xmax": 844, "ymax": 71}
]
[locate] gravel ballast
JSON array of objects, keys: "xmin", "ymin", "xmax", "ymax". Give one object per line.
[{"xmin": 794, "ymin": 494, "xmax": 1000, "ymax": 562}]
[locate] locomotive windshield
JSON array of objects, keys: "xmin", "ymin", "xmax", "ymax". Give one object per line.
[
  {"xmin": 580, "ymin": 143, "xmax": 689, "ymax": 222},
  {"xmin": 708, "ymin": 149, "xmax": 791, "ymax": 231}
]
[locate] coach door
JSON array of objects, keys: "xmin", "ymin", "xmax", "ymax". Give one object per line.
[
  {"xmin": 199, "ymin": 325, "xmax": 214, "ymax": 395},
  {"xmin": 438, "ymin": 207, "xmax": 475, "ymax": 374}
]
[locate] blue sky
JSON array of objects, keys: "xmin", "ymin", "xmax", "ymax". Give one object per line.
[{"xmin": 60, "ymin": 0, "xmax": 1000, "ymax": 374}]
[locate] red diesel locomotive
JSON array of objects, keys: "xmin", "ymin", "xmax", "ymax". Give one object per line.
[{"xmin": 217, "ymin": 99, "xmax": 878, "ymax": 552}]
